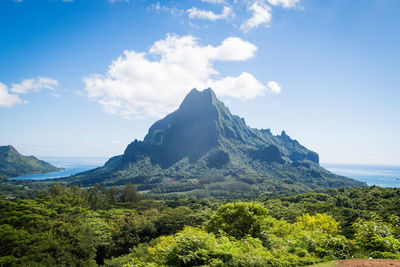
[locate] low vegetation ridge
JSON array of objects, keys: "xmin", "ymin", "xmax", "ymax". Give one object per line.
[{"xmin": 0, "ymin": 145, "xmax": 60, "ymax": 179}]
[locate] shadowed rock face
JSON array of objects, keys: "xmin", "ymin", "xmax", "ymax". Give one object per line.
[
  {"xmin": 122, "ymin": 88, "xmax": 318, "ymax": 168},
  {"xmin": 142, "ymin": 88, "xmax": 220, "ymax": 167},
  {"xmin": 69, "ymin": 88, "xmax": 366, "ymax": 194},
  {"xmin": 251, "ymin": 145, "xmax": 284, "ymax": 163},
  {"xmin": 123, "ymin": 89, "xmax": 221, "ymax": 168},
  {"xmin": 289, "ymin": 151, "xmax": 319, "ymax": 164}
]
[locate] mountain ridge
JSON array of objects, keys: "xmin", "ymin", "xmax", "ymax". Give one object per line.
[
  {"xmin": 67, "ymin": 88, "xmax": 365, "ymax": 197},
  {"xmin": 0, "ymin": 145, "xmax": 61, "ymax": 179}
]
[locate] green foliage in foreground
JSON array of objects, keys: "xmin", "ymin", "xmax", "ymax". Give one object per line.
[
  {"xmin": 1, "ymin": 185, "xmax": 400, "ymax": 266},
  {"xmin": 0, "ymin": 184, "xmax": 211, "ymax": 266},
  {"xmin": 108, "ymin": 201, "xmax": 400, "ymax": 266},
  {"xmin": 116, "ymin": 203, "xmax": 353, "ymax": 266},
  {"xmin": 262, "ymin": 186, "xmax": 400, "ymax": 237}
]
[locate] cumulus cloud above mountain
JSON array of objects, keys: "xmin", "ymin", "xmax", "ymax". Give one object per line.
[
  {"xmin": 267, "ymin": 81, "xmax": 282, "ymax": 94},
  {"xmin": 83, "ymin": 34, "xmax": 278, "ymax": 119}
]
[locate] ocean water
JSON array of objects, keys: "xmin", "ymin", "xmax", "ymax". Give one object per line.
[
  {"xmin": 323, "ymin": 163, "xmax": 400, "ymax": 188},
  {"xmin": 9, "ymin": 157, "xmax": 107, "ymax": 181}
]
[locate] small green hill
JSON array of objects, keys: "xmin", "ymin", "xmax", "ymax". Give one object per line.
[
  {"xmin": 67, "ymin": 88, "xmax": 365, "ymax": 197},
  {"xmin": 0, "ymin": 145, "xmax": 60, "ymax": 179}
]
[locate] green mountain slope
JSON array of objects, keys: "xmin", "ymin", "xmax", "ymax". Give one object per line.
[
  {"xmin": 68, "ymin": 88, "xmax": 365, "ymax": 197},
  {"xmin": 0, "ymin": 145, "xmax": 60, "ymax": 179}
]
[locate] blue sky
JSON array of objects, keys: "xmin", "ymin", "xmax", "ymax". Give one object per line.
[{"xmin": 0, "ymin": 0, "xmax": 399, "ymax": 165}]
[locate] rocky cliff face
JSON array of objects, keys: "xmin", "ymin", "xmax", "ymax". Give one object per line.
[
  {"xmin": 121, "ymin": 88, "xmax": 318, "ymax": 168},
  {"xmin": 69, "ymin": 88, "xmax": 365, "ymax": 197},
  {"xmin": 124, "ymin": 89, "xmax": 221, "ymax": 167}
]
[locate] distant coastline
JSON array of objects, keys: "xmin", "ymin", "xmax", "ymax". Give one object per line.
[
  {"xmin": 9, "ymin": 156, "xmax": 107, "ymax": 181},
  {"xmin": 8, "ymin": 157, "xmax": 400, "ymax": 188},
  {"xmin": 323, "ymin": 163, "xmax": 400, "ymax": 188}
]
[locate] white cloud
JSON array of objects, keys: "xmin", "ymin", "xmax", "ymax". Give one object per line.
[
  {"xmin": 0, "ymin": 83, "xmax": 22, "ymax": 108},
  {"xmin": 150, "ymin": 0, "xmax": 301, "ymax": 33},
  {"xmin": 211, "ymin": 72, "xmax": 266, "ymax": 99},
  {"xmin": 10, "ymin": 77, "xmax": 59, "ymax": 94},
  {"xmin": 267, "ymin": 81, "xmax": 282, "ymax": 94},
  {"xmin": 0, "ymin": 77, "xmax": 59, "ymax": 108},
  {"xmin": 202, "ymin": 0, "xmax": 226, "ymax": 4},
  {"xmin": 267, "ymin": 0, "xmax": 300, "ymax": 8},
  {"xmin": 83, "ymin": 34, "xmax": 267, "ymax": 119},
  {"xmin": 240, "ymin": 1, "xmax": 272, "ymax": 32},
  {"xmin": 214, "ymin": 37, "xmax": 257, "ymax": 60},
  {"xmin": 188, "ymin": 6, "xmax": 233, "ymax": 21}
]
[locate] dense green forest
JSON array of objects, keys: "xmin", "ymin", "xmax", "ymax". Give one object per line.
[{"xmin": 1, "ymin": 184, "xmax": 400, "ymax": 266}]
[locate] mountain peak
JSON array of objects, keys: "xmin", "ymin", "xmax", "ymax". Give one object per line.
[
  {"xmin": 70, "ymin": 87, "xmax": 366, "ymax": 194},
  {"xmin": 187, "ymin": 87, "xmax": 216, "ymax": 98},
  {"xmin": 0, "ymin": 145, "xmax": 17, "ymax": 155},
  {"xmin": 179, "ymin": 88, "xmax": 218, "ymax": 111},
  {"xmin": 132, "ymin": 88, "xmax": 224, "ymax": 167}
]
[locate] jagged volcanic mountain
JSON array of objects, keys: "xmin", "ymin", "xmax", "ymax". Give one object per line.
[{"xmin": 68, "ymin": 88, "xmax": 365, "ymax": 197}]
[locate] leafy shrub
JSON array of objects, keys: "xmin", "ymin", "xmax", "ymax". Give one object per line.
[
  {"xmin": 205, "ymin": 202, "xmax": 268, "ymax": 239},
  {"xmin": 354, "ymin": 215, "xmax": 400, "ymax": 254},
  {"xmin": 123, "ymin": 227, "xmax": 320, "ymax": 267},
  {"xmin": 294, "ymin": 213, "xmax": 340, "ymax": 235}
]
